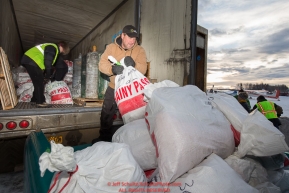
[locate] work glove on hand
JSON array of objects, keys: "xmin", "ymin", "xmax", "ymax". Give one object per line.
[
  {"xmin": 43, "ymin": 78, "xmax": 50, "ymax": 84},
  {"xmin": 124, "ymin": 56, "xmax": 135, "ymax": 67},
  {"xmin": 112, "ymin": 65, "xmax": 124, "ymax": 75}
]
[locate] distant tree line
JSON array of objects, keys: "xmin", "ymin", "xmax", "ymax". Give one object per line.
[{"xmin": 237, "ymin": 83, "xmax": 289, "ymax": 93}]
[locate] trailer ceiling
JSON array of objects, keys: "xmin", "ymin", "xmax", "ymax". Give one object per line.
[{"xmin": 11, "ymin": 0, "xmax": 123, "ymax": 52}]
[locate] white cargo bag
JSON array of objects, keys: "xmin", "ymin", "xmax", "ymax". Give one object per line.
[
  {"xmin": 224, "ymin": 154, "xmax": 256, "ymax": 182},
  {"xmin": 145, "ymin": 85, "xmax": 235, "ymax": 183},
  {"xmin": 16, "ymin": 72, "xmax": 34, "ymax": 102},
  {"xmin": 235, "ymin": 110, "xmax": 289, "ymax": 157},
  {"xmin": 45, "ymin": 81, "xmax": 73, "ymax": 104},
  {"xmin": 18, "ymin": 83, "xmax": 34, "ymax": 102},
  {"xmin": 115, "ymin": 66, "xmax": 151, "ymax": 124},
  {"xmin": 112, "ymin": 119, "xmax": 157, "ymax": 171},
  {"xmin": 208, "ymin": 92, "xmax": 248, "ymax": 132},
  {"xmin": 225, "ymin": 154, "xmax": 281, "ymax": 192},
  {"xmin": 244, "ymin": 157, "xmax": 269, "ymax": 188},
  {"xmin": 63, "ymin": 60, "xmax": 73, "ymax": 91},
  {"xmin": 143, "ymin": 80, "xmax": 179, "ymax": 102},
  {"xmin": 39, "ymin": 141, "xmax": 146, "ymax": 193},
  {"xmin": 169, "ymin": 153, "xmax": 258, "ymax": 193}
]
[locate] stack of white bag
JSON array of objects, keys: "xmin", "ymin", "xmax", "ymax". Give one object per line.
[
  {"xmin": 112, "ymin": 80, "xmax": 179, "ymax": 171},
  {"xmin": 145, "ymin": 85, "xmax": 235, "ymax": 183},
  {"xmin": 112, "ymin": 119, "xmax": 157, "ymax": 171},
  {"xmin": 16, "ymin": 72, "xmax": 34, "ymax": 102},
  {"xmin": 39, "ymin": 141, "xmax": 146, "ymax": 193},
  {"xmin": 208, "ymin": 93, "xmax": 289, "ymax": 157},
  {"xmin": 63, "ymin": 60, "xmax": 73, "ymax": 91}
]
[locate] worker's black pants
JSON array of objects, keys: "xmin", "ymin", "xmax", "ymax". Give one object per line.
[
  {"xmin": 269, "ymin": 119, "xmax": 280, "ymax": 130},
  {"xmin": 51, "ymin": 66, "xmax": 68, "ymax": 81},
  {"xmin": 99, "ymin": 86, "xmax": 117, "ymax": 141},
  {"xmin": 22, "ymin": 64, "xmax": 45, "ymax": 104}
]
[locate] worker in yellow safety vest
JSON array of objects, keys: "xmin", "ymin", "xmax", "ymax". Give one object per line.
[
  {"xmin": 251, "ymin": 95, "xmax": 282, "ymax": 129},
  {"xmin": 21, "ymin": 41, "xmax": 70, "ymax": 104}
]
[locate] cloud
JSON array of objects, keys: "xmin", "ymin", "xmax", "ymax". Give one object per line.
[
  {"xmin": 259, "ymin": 28, "xmax": 289, "ymax": 54},
  {"xmin": 210, "ymin": 28, "xmax": 227, "ymax": 36},
  {"xmin": 198, "ymin": 0, "xmax": 289, "ymax": 87}
]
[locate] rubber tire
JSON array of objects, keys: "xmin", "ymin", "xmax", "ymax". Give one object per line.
[{"xmin": 0, "ymin": 137, "xmax": 26, "ymax": 173}]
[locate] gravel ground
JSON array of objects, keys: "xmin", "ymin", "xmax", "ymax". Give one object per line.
[{"xmin": 0, "ymin": 171, "xmax": 24, "ymax": 193}]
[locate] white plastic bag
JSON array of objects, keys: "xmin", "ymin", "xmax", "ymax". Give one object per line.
[
  {"xmin": 208, "ymin": 92, "xmax": 248, "ymax": 132},
  {"xmin": 267, "ymin": 169, "xmax": 289, "ymax": 193},
  {"xmin": 145, "ymin": 85, "xmax": 235, "ymax": 183},
  {"xmin": 115, "ymin": 66, "xmax": 151, "ymax": 124},
  {"xmin": 225, "ymin": 155, "xmax": 280, "ymax": 191},
  {"xmin": 16, "ymin": 72, "xmax": 32, "ymax": 86},
  {"xmin": 143, "ymin": 80, "xmax": 179, "ymax": 102},
  {"xmin": 17, "ymin": 83, "xmax": 34, "ymax": 102},
  {"xmin": 63, "ymin": 60, "xmax": 73, "ymax": 91},
  {"xmin": 45, "ymin": 81, "xmax": 73, "ymax": 104},
  {"xmin": 112, "ymin": 119, "xmax": 157, "ymax": 171},
  {"xmin": 169, "ymin": 153, "xmax": 258, "ymax": 193},
  {"xmin": 39, "ymin": 141, "xmax": 146, "ymax": 193},
  {"xmin": 16, "ymin": 72, "xmax": 34, "ymax": 102},
  {"xmin": 235, "ymin": 110, "xmax": 289, "ymax": 157},
  {"xmin": 224, "ymin": 154, "xmax": 255, "ymax": 182}
]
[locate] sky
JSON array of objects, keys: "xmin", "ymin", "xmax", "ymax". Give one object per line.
[{"xmin": 197, "ymin": 0, "xmax": 289, "ymax": 89}]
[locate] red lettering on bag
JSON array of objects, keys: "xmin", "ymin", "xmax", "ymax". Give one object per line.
[
  {"xmin": 144, "ymin": 77, "xmax": 150, "ymax": 84},
  {"xmin": 126, "ymin": 85, "xmax": 132, "ymax": 95},
  {"xmin": 57, "ymin": 87, "xmax": 68, "ymax": 93},
  {"xmin": 118, "ymin": 87, "xmax": 123, "ymax": 100},
  {"xmin": 51, "ymin": 90, "xmax": 56, "ymax": 95},
  {"xmin": 139, "ymin": 81, "xmax": 144, "ymax": 90},
  {"xmin": 140, "ymin": 78, "xmax": 147, "ymax": 86},
  {"xmin": 115, "ymin": 90, "xmax": 121, "ymax": 103},
  {"xmin": 121, "ymin": 87, "xmax": 128, "ymax": 98},
  {"xmin": 133, "ymin": 81, "xmax": 139, "ymax": 92}
]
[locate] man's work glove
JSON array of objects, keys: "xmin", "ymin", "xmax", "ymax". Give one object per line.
[
  {"xmin": 124, "ymin": 56, "xmax": 135, "ymax": 67},
  {"xmin": 112, "ymin": 65, "xmax": 124, "ymax": 75},
  {"xmin": 43, "ymin": 79, "xmax": 50, "ymax": 84}
]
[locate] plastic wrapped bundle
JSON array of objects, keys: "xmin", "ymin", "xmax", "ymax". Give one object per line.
[
  {"xmin": 85, "ymin": 46, "xmax": 99, "ymax": 98},
  {"xmin": 72, "ymin": 54, "xmax": 82, "ymax": 98}
]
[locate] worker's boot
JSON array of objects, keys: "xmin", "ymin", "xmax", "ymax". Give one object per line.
[{"xmin": 37, "ymin": 102, "xmax": 51, "ymax": 108}]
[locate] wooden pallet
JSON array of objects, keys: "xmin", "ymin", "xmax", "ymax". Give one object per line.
[
  {"xmin": 73, "ymin": 97, "xmax": 103, "ymax": 107},
  {"xmin": 0, "ymin": 47, "xmax": 18, "ymax": 110}
]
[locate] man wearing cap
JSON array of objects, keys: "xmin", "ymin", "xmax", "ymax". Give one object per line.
[
  {"xmin": 237, "ymin": 92, "xmax": 250, "ymax": 113},
  {"xmin": 92, "ymin": 25, "xmax": 147, "ymax": 143},
  {"xmin": 234, "ymin": 89, "xmax": 251, "ymax": 109}
]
